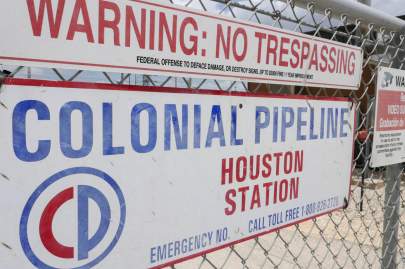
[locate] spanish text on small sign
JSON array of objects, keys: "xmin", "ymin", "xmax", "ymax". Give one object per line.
[
  {"xmin": 0, "ymin": 79, "xmax": 355, "ymax": 269},
  {"xmin": 371, "ymin": 67, "xmax": 405, "ymax": 167},
  {"xmin": 0, "ymin": 0, "xmax": 362, "ymax": 89}
]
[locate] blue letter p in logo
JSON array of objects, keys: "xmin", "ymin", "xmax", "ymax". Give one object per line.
[{"xmin": 78, "ymin": 185, "xmax": 111, "ymax": 261}]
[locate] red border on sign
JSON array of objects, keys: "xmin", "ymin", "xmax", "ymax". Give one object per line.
[
  {"xmin": 2, "ymin": 78, "xmax": 355, "ymax": 269},
  {"xmin": 0, "ymin": 0, "xmax": 361, "ymax": 90},
  {"xmin": 4, "ymin": 78, "xmax": 350, "ymax": 101}
]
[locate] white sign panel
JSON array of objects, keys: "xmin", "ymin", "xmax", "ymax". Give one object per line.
[
  {"xmin": 371, "ymin": 67, "xmax": 405, "ymax": 167},
  {"xmin": 0, "ymin": 79, "xmax": 355, "ymax": 269},
  {"xmin": 0, "ymin": 0, "xmax": 363, "ymax": 89}
]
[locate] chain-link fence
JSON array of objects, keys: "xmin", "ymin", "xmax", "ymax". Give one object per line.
[{"xmin": 1, "ymin": 0, "xmax": 405, "ymax": 268}]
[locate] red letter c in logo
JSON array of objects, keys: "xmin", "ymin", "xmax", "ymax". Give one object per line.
[{"xmin": 39, "ymin": 187, "xmax": 74, "ymax": 259}]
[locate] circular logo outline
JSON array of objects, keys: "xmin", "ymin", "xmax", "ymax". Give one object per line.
[{"xmin": 20, "ymin": 167, "xmax": 126, "ymax": 269}]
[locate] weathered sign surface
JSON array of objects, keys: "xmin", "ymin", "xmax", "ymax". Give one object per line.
[
  {"xmin": 0, "ymin": 0, "xmax": 362, "ymax": 89},
  {"xmin": 0, "ymin": 79, "xmax": 354, "ymax": 268}
]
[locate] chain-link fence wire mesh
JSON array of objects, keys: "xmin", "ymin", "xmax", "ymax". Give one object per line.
[{"xmin": 1, "ymin": 0, "xmax": 405, "ymax": 268}]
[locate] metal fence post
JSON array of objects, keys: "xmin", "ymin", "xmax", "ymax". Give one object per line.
[
  {"xmin": 382, "ymin": 164, "xmax": 402, "ymax": 269},
  {"xmin": 382, "ymin": 25, "xmax": 405, "ymax": 269}
]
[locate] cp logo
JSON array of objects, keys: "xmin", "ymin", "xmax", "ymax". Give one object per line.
[{"xmin": 20, "ymin": 167, "xmax": 126, "ymax": 269}]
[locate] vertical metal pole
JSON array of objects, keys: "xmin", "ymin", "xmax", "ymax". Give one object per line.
[
  {"xmin": 382, "ymin": 26, "xmax": 405, "ymax": 269},
  {"xmin": 382, "ymin": 164, "xmax": 401, "ymax": 269},
  {"xmin": 360, "ymin": 173, "xmax": 365, "ymax": 211},
  {"xmin": 358, "ymin": 0, "xmax": 370, "ymax": 212}
]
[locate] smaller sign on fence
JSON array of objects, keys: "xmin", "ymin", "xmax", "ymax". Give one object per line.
[
  {"xmin": 371, "ymin": 67, "xmax": 405, "ymax": 167},
  {"xmin": 0, "ymin": 79, "xmax": 355, "ymax": 268},
  {"xmin": 0, "ymin": 0, "xmax": 363, "ymax": 89}
]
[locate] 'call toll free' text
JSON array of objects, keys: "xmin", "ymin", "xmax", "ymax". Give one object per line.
[
  {"xmin": 248, "ymin": 196, "xmax": 340, "ymax": 234},
  {"xmin": 248, "ymin": 207, "xmax": 300, "ymax": 233}
]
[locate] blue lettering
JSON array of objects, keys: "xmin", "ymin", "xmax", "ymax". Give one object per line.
[
  {"xmin": 309, "ymin": 107, "xmax": 318, "ymax": 140},
  {"xmin": 181, "ymin": 239, "xmax": 188, "ymax": 253},
  {"xmin": 248, "ymin": 220, "xmax": 253, "ymax": 233},
  {"xmin": 320, "ymin": 108, "xmax": 325, "ymax": 139},
  {"xmin": 164, "ymin": 104, "xmax": 188, "ymax": 151},
  {"xmin": 255, "ymin": 106, "xmax": 269, "ymax": 144},
  {"xmin": 231, "ymin": 106, "xmax": 243, "ymax": 146},
  {"xmin": 174, "ymin": 241, "xmax": 180, "ymax": 257},
  {"xmin": 60, "ymin": 102, "xmax": 93, "ymax": 158},
  {"xmin": 297, "ymin": 107, "xmax": 307, "ymax": 141},
  {"xmin": 12, "ymin": 100, "xmax": 50, "ymax": 162},
  {"xmin": 340, "ymin": 108, "xmax": 349, "ymax": 137},
  {"xmin": 168, "ymin": 242, "xmax": 173, "ymax": 258},
  {"xmin": 103, "ymin": 103, "xmax": 124, "ymax": 155},
  {"xmin": 205, "ymin": 105, "xmax": 225, "ymax": 147},
  {"xmin": 157, "ymin": 244, "xmax": 167, "ymax": 263},
  {"xmin": 131, "ymin": 103, "xmax": 157, "ymax": 153},
  {"xmin": 78, "ymin": 185, "xmax": 111, "ymax": 260},
  {"xmin": 327, "ymin": 108, "xmax": 338, "ymax": 138},
  {"xmin": 194, "ymin": 105, "xmax": 201, "ymax": 149},
  {"xmin": 150, "ymin": 247, "xmax": 157, "ymax": 263},
  {"xmin": 273, "ymin": 107, "xmax": 279, "ymax": 142},
  {"xmin": 281, "ymin": 107, "xmax": 294, "ymax": 142}
]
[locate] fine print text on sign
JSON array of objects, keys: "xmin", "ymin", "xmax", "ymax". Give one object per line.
[
  {"xmin": 0, "ymin": 0, "xmax": 362, "ymax": 89},
  {"xmin": 0, "ymin": 79, "xmax": 354, "ymax": 269},
  {"xmin": 371, "ymin": 67, "xmax": 405, "ymax": 167}
]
